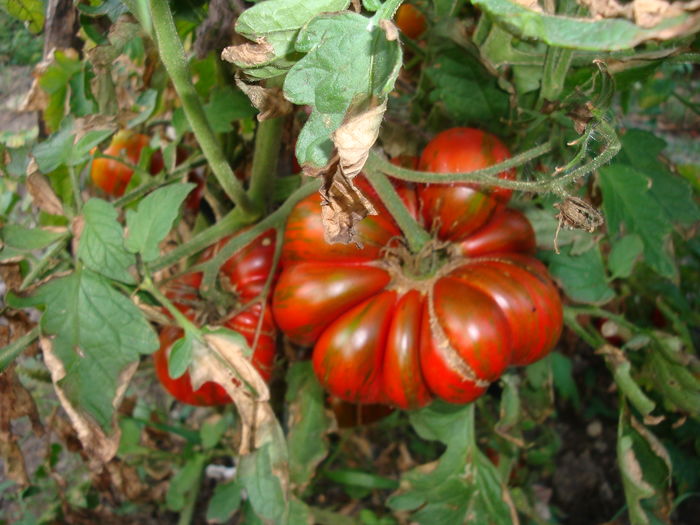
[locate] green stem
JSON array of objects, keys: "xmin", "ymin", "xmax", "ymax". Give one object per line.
[
  {"xmin": 538, "ymin": 47, "xmax": 574, "ymax": 106},
  {"xmin": 68, "ymin": 165, "xmax": 82, "ymax": 213},
  {"xmin": 141, "ymin": 274, "xmax": 200, "ymax": 337},
  {"xmin": 0, "ymin": 326, "xmax": 40, "ymax": 372},
  {"xmin": 149, "ymin": 0, "xmax": 255, "ymax": 216},
  {"xmin": 177, "ymin": 454, "xmax": 207, "ymax": 525},
  {"xmin": 364, "ymin": 169, "xmax": 431, "ymax": 253},
  {"xmin": 248, "ymin": 116, "xmax": 284, "ymax": 211}
]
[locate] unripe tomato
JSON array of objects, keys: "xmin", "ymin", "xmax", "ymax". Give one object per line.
[
  {"xmin": 273, "ymin": 128, "xmax": 562, "ymax": 409},
  {"xmin": 90, "ymin": 131, "xmax": 157, "ymax": 196},
  {"xmin": 395, "ymin": 4, "xmax": 426, "ymax": 40}
]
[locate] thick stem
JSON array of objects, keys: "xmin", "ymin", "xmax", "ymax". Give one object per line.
[
  {"xmin": 248, "ymin": 116, "xmax": 284, "ymax": 211},
  {"xmin": 364, "ymin": 169, "xmax": 431, "ymax": 253},
  {"xmin": 149, "ymin": 0, "xmax": 255, "ymax": 216}
]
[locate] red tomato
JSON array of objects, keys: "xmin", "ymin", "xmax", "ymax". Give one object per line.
[
  {"xmin": 154, "ymin": 230, "xmax": 278, "ymax": 406},
  {"xmin": 272, "ymin": 128, "xmax": 562, "ymax": 409},
  {"xmin": 90, "ymin": 131, "xmax": 157, "ymax": 196},
  {"xmin": 395, "ymin": 4, "xmax": 426, "ymax": 40}
]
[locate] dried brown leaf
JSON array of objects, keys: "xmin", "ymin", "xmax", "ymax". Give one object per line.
[
  {"xmin": 333, "ymin": 101, "xmax": 387, "ymax": 180},
  {"xmin": 27, "ymin": 170, "xmax": 64, "ymax": 216},
  {"xmin": 379, "ymin": 19, "xmax": 400, "ymax": 41},
  {"xmin": 0, "ymin": 263, "xmax": 24, "ymax": 292},
  {"xmin": 235, "ymin": 75, "xmax": 293, "ymax": 121},
  {"xmin": 41, "ymin": 337, "xmax": 135, "ymax": 466},
  {"xmin": 221, "ymin": 38, "xmax": 275, "ymax": 67},
  {"xmin": 320, "ymin": 169, "xmax": 377, "ymax": 245},
  {"xmin": 190, "ymin": 332, "xmax": 272, "ymax": 454}
]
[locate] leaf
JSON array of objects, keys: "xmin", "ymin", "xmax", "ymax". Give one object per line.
[
  {"xmin": 608, "ymin": 234, "xmax": 644, "ymax": 280},
  {"xmin": 284, "ymin": 11, "xmax": 402, "ymax": 167},
  {"xmin": 389, "ymin": 403, "xmax": 515, "ymax": 524},
  {"xmin": 16, "ymin": 269, "xmax": 158, "ymax": 431},
  {"xmin": 1, "ymin": 225, "xmax": 65, "ymax": 252},
  {"xmin": 0, "ymin": 0, "xmax": 45, "ymax": 33},
  {"xmin": 472, "ymin": 0, "xmax": 700, "ymax": 51},
  {"xmin": 225, "ymin": 0, "xmax": 351, "ymax": 78},
  {"xmin": 124, "ymin": 183, "xmax": 195, "ymax": 262},
  {"xmin": 524, "ymin": 207, "xmax": 595, "ymax": 255},
  {"xmin": 168, "ymin": 332, "xmax": 195, "ymax": 379},
  {"xmin": 200, "ymin": 414, "xmax": 230, "ymax": 450},
  {"xmin": 32, "ymin": 120, "xmax": 75, "ymax": 173},
  {"xmin": 286, "ymin": 362, "xmax": 333, "ymax": 492},
  {"xmin": 547, "ymin": 244, "xmax": 615, "ymax": 305},
  {"xmin": 207, "ymin": 480, "xmax": 243, "ymax": 523},
  {"xmin": 599, "ymin": 164, "xmax": 676, "ymax": 279},
  {"xmin": 127, "ymin": 89, "xmax": 158, "ymax": 128},
  {"xmin": 425, "ymin": 46, "xmax": 510, "ymax": 132},
  {"xmin": 78, "ymin": 199, "xmax": 136, "ymax": 284},
  {"xmin": 205, "ymin": 86, "xmax": 258, "ymax": 131},
  {"xmin": 325, "ymin": 469, "xmax": 398, "ymax": 490},
  {"xmin": 616, "ymin": 129, "xmax": 700, "ymax": 226},
  {"xmin": 550, "ymin": 352, "xmax": 581, "ymax": 410},
  {"xmin": 166, "ymin": 453, "xmax": 206, "ymax": 511},
  {"xmin": 238, "ymin": 442, "xmax": 289, "ymax": 524}
]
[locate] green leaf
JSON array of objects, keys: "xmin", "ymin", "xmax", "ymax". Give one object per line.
[
  {"xmin": 1, "ymin": 225, "xmax": 65, "ymax": 252},
  {"xmin": 68, "ymin": 69, "xmax": 97, "ymax": 117},
  {"xmin": 168, "ymin": 332, "xmax": 194, "ymax": 379},
  {"xmin": 616, "ymin": 130, "xmax": 700, "ymax": 226},
  {"xmin": 286, "ymin": 362, "xmax": 333, "ymax": 492},
  {"xmin": 472, "ymin": 0, "xmax": 698, "ymax": 51},
  {"xmin": 19, "ymin": 269, "xmax": 158, "ymax": 430},
  {"xmin": 78, "ymin": 199, "xmax": 136, "ymax": 284},
  {"xmin": 69, "ymin": 129, "xmax": 116, "ymax": 166},
  {"xmin": 325, "ymin": 469, "xmax": 398, "ymax": 490},
  {"xmin": 206, "ymin": 480, "xmax": 243, "ymax": 523},
  {"xmin": 550, "ymin": 352, "xmax": 580, "ymax": 409},
  {"xmin": 127, "ymin": 89, "xmax": 158, "ymax": 128},
  {"xmin": 284, "ymin": 11, "xmax": 402, "ymax": 166},
  {"xmin": 608, "ymin": 234, "xmax": 644, "ymax": 280},
  {"xmin": 200, "ymin": 414, "xmax": 230, "ymax": 450},
  {"xmin": 32, "ymin": 120, "xmax": 75, "ymax": 173},
  {"xmin": 389, "ymin": 403, "xmax": 513, "ymax": 524},
  {"xmin": 547, "ymin": 244, "xmax": 615, "ymax": 305},
  {"xmin": 124, "ymin": 183, "xmax": 195, "ymax": 262},
  {"xmin": 524, "ymin": 207, "xmax": 595, "ymax": 255},
  {"xmin": 166, "ymin": 453, "xmax": 206, "ymax": 512},
  {"xmin": 647, "ymin": 346, "xmax": 700, "ymax": 418},
  {"xmin": 204, "ymin": 86, "xmax": 257, "ymax": 133},
  {"xmin": 234, "ymin": 0, "xmax": 350, "ymax": 77},
  {"xmin": 238, "ymin": 442, "xmax": 288, "ymax": 522},
  {"xmin": 0, "ymin": 0, "xmax": 45, "ymax": 33},
  {"xmin": 425, "ymin": 46, "xmax": 509, "ymax": 132},
  {"xmin": 599, "ymin": 164, "xmax": 675, "ymax": 279}
]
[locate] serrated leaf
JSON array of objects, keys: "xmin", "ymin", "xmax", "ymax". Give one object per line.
[
  {"xmin": 78, "ymin": 199, "xmax": 136, "ymax": 284},
  {"xmin": 200, "ymin": 414, "xmax": 229, "ymax": 450},
  {"xmin": 617, "ymin": 130, "xmax": 700, "ymax": 226},
  {"xmin": 1, "ymin": 225, "xmax": 65, "ymax": 252},
  {"xmin": 599, "ymin": 164, "xmax": 676, "ymax": 279},
  {"xmin": 0, "ymin": 0, "xmax": 45, "ymax": 33},
  {"xmin": 472, "ymin": 0, "xmax": 700, "ymax": 51},
  {"xmin": 207, "ymin": 480, "xmax": 243, "ymax": 523},
  {"xmin": 233, "ymin": 0, "xmax": 350, "ymax": 76},
  {"xmin": 127, "ymin": 89, "xmax": 158, "ymax": 128},
  {"xmin": 20, "ymin": 269, "xmax": 158, "ymax": 430},
  {"xmin": 547, "ymin": 244, "xmax": 615, "ymax": 305},
  {"xmin": 124, "ymin": 183, "xmax": 195, "ymax": 262},
  {"xmin": 425, "ymin": 47, "xmax": 509, "ymax": 132},
  {"xmin": 286, "ymin": 362, "xmax": 333, "ymax": 492},
  {"xmin": 168, "ymin": 332, "xmax": 195, "ymax": 379},
  {"xmin": 32, "ymin": 120, "xmax": 74, "ymax": 173},
  {"xmin": 608, "ymin": 234, "xmax": 644, "ymax": 280},
  {"xmin": 284, "ymin": 11, "xmax": 402, "ymax": 167},
  {"xmin": 238, "ymin": 442, "xmax": 289, "ymax": 523}
]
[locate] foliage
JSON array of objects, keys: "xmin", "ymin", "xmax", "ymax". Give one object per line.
[{"xmin": 0, "ymin": 0, "xmax": 699, "ymax": 524}]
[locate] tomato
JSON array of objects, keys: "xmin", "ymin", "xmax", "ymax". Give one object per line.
[
  {"xmin": 395, "ymin": 4, "xmax": 426, "ymax": 40},
  {"xmin": 154, "ymin": 230, "xmax": 278, "ymax": 406},
  {"xmin": 272, "ymin": 128, "xmax": 562, "ymax": 409},
  {"xmin": 90, "ymin": 131, "xmax": 158, "ymax": 196}
]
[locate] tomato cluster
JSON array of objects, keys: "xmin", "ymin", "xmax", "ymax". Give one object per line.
[
  {"xmin": 272, "ymin": 128, "xmax": 563, "ymax": 409},
  {"xmin": 154, "ymin": 230, "xmax": 277, "ymax": 406}
]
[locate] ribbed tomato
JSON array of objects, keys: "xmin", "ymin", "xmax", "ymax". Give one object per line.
[
  {"xmin": 272, "ymin": 128, "xmax": 562, "ymax": 409},
  {"xmin": 154, "ymin": 230, "xmax": 277, "ymax": 406}
]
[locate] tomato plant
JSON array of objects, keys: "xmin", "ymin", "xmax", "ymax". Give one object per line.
[
  {"xmin": 273, "ymin": 128, "xmax": 563, "ymax": 409},
  {"xmin": 155, "ymin": 230, "xmax": 278, "ymax": 406}
]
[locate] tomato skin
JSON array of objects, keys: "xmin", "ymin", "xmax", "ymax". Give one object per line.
[
  {"xmin": 155, "ymin": 230, "xmax": 278, "ymax": 406},
  {"xmin": 90, "ymin": 132, "xmax": 156, "ymax": 197},
  {"xmin": 273, "ymin": 128, "xmax": 562, "ymax": 409},
  {"xmin": 395, "ymin": 4, "xmax": 426, "ymax": 40}
]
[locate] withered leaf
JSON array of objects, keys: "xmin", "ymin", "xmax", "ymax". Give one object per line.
[
  {"xmin": 235, "ymin": 75, "xmax": 293, "ymax": 121},
  {"xmin": 41, "ymin": 337, "xmax": 135, "ymax": 466},
  {"xmin": 320, "ymin": 168, "xmax": 377, "ymax": 246},
  {"xmin": 27, "ymin": 170, "xmax": 63, "ymax": 216},
  {"xmin": 221, "ymin": 38, "xmax": 276, "ymax": 67},
  {"xmin": 332, "ymin": 100, "xmax": 387, "ymax": 180}
]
